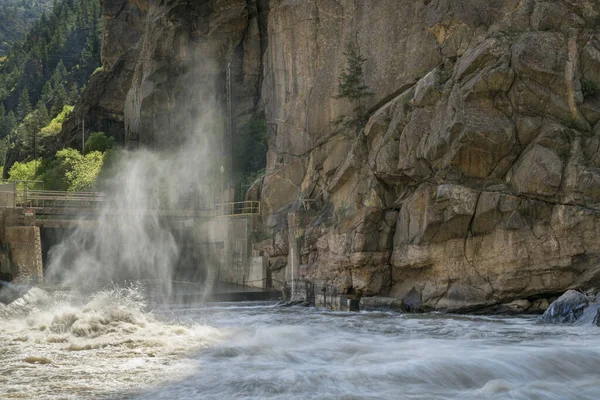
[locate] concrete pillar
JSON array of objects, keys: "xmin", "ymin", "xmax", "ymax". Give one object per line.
[
  {"xmin": 286, "ymin": 212, "xmax": 299, "ymax": 296},
  {"xmin": 5, "ymin": 226, "xmax": 43, "ymax": 285}
]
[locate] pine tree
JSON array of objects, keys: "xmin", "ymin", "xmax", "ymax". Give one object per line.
[
  {"xmin": 67, "ymin": 82, "xmax": 79, "ymax": 104},
  {"xmin": 0, "ymin": 104, "xmax": 6, "ymax": 138},
  {"xmin": 17, "ymin": 88, "xmax": 32, "ymax": 121},
  {"xmin": 36, "ymin": 102, "xmax": 50, "ymax": 127},
  {"xmin": 333, "ymin": 38, "xmax": 373, "ymax": 132},
  {"xmin": 51, "ymin": 59, "xmax": 67, "ymax": 87},
  {"xmin": 52, "ymin": 82, "xmax": 67, "ymax": 115},
  {"xmin": 6, "ymin": 111, "xmax": 16, "ymax": 137},
  {"xmin": 40, "ymin": 81, "xmax": 53, "ymax": 104}
]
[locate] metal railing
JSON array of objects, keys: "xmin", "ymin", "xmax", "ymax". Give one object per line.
[
  {"xmin": 0, "ymin": 181, "xmax": 262, "ymax": 218},
  {"xmin": 19, "ymin": 190, "xmax": 108, "ymax": 209},
  {"xmin": 214, "ymin": 201, "xmax": 261, "ymax": 217}
]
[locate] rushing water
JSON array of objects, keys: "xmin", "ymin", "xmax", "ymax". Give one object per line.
[{"xmin": 1, "ymin": 291, "xmax": 599, "ymax": 400}]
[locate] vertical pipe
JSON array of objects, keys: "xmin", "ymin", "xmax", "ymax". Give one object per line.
[
  {"xmin": 82, "ymin": 119, "xmax": 85, "ymax": 155},
  {"xmin": 226, "ymin": 62, "xmax": 233, "ymax": 198},
  {"xmin": 291, "ymin": 247, "xmax": 294, "ymax": 299}
]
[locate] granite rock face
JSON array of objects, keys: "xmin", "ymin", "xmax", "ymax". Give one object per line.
[
  {"xmin": 71, "ymin": 0, "xmax": 600, "ymax": 312},
  {"xmin": 256, "ymin": 0, "xmax": 600, "ymax": 311},
  {"xmin": 61, "ymin": 0, "xmax": 266, "ymax": 156}
]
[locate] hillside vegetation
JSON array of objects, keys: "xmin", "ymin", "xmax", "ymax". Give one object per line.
[
  {"xmin": 0, "ymin": 0, "xmax": 52, "ymax": 56},
  {"xmin": 0, "ymin": 0, "xmax": 102, "ymax": 182}
]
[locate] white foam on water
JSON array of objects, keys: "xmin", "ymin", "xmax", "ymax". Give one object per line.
[
  {"xmin": 0, "ymin": 287, "xmax": 223, "ymax": 399},
  {"xmin": 135, "ymin": 305, "xmax": 600, "ymax": 400},
  {"xmin": 4, "ymin": 300, "xmax": 600, "ymax": 399}
]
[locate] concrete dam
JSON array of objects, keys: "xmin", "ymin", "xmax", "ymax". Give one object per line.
[{"xmin": 0, "ymin": 180, "xmax": 275, "ymax": 301}]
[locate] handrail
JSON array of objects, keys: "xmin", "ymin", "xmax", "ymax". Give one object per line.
[
  {"xmin": 215, "ymin": 201, "xmax": 261, "ymax": 217},
  {"xmin": 0, "ymin": 187, "xmax": 262, "ymax": 218}
]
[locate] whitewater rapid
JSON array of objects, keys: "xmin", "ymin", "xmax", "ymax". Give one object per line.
[
  {"xmin": 2, "ymin": 295, "xmax": 600, "ymax": 399},
  {"xmin": 0, "ymin": 287, "xmax": 221, "ymax": 399}
]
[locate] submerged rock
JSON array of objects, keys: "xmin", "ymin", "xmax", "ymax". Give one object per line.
[
  {"xmin": 360, "ymin": 296, "xmax": 404, "ymax": 312},
  {"xmin": 542, "ymin": 290, "xmax": 588, "ymax": 323},
  {"xmin": 0, "ymin": 283, "xmax": 48, "ymax": 318},
  {"xmin": 276, "ymin": 300, "xmax": 311, "ymax": 308},
  {"xmin": 0, "ymin": 281, "xmax": 29, "ymax": 305}
]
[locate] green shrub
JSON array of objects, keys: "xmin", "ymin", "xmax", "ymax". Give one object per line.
[
  {"xmin": 39, "ymin": 105, "xmax": 73, "ymax": 137},
  {"xmin": 9, "ymin": 147, "xmax": 106, "ymax": 191},
  {"xmin": 439, "ymin": 65, "xmax": 454, "ymax": 85},
  {"xmin": 582, "ymin": 79, "xmax": 599, "ymax": 99},
  {"xmin": 8, "ymin": 159, "xmax": 39, "ymax": 181},
  {"xmin": 84, "ymin": 132, "xmax": 115, "ymax": 154}
]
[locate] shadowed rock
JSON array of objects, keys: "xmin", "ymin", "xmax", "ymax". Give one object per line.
[
  {"xmin": 574, "ymin": 303, "xmax": 600, "ymax": 327},
  {"xmin": 542, "ymin": 290, "xmax": 588, "ymax": 324}
]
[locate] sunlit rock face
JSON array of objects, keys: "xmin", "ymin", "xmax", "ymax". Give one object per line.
[
  {"xmin": 257, "ymin": 0, "xmax": 600, "ymax": 311},
  {"xmin": 74, "ymin": 0, "xmax": 600, "ymax": 311}
]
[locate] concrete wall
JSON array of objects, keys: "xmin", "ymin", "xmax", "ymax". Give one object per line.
[
  {"xmin": 4, "ymin": 226, "xmax": 43, "ymax": 285},
  {"xmin": 247, "ymin": 256, "xmax": 267, "ymax": 289},
  {"xmin": 0, "ymin": 204, "xmax": 263, "ymax": 290},
  {"xmin": 171, "ymin": 216, "xmax": 266, "ymax": 288},
  {"xmin": 0, "ymin": 183, "xmax": 15, "ymax": 208}
]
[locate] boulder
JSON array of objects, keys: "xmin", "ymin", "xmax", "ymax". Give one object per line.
[
  {"xmin": 0, "ymin": 281, "xmax": 28, "ymax": 305},
  {"xmin": 542, "ymin": 290, "xmax": 588, "ymax": 323},
  {"xmin": 574, "ymin": 303, "xmax": 600, "ymax": 327}
]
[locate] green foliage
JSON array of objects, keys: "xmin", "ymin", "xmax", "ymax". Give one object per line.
[
  {"xmin": 16, "ymin": 87, "xmax": 32, "ymax": 120},
  {"xmin": 333, "ymin": 38, "xmax": 373, "ymax": 132},
  {"xmin": 8, "ymin": 147, "xmax": 106, "ymax": 191},
  {"xmin": 0, "ymin": 0, "xmax": 101, "ymax": 175},
  {"xmin": 439, "ymin": 64, "xmax": 454, "ymax": 85},
  {"xmin": 558, "ymin": 148, "xmax": 570, "ymax": 162},
  {"xmin": 39, "ymin": 105, "xmax": 72, "ymax": 137},
  {"xmin": 8, "ymin": 158, "xmax": 39, "ymax": 181},
  {"xmin": 0, "ymin": 0, "xmax": 53, "ymax": 56},
  {"xmin": 59, "ymin": 149, "xmax": 104, "ymax": 191},
  {"xmin": 234, "ymin": 116, "xmax": 267, "ymax": 198},
  {"xmin": 0, "ymin": 0, "xmax": 101, "ymax": 130},
  {"xmin": 11, "ymin": 104, "xmax": 50, "ymax": 157},
  {"xmin": 0, "ymin": 136, "xmax": 9, "ymax": 170},
  {"xmin": 91, "ymin": 66, "xmax": 103, "ymax": 76},
  {"xmin": 582, "ymin": 78, "xmax": 599, "ymax": 99},
  {"xmin": 84, "ymin": 132, "xmax": 115, "ymax": 154}
]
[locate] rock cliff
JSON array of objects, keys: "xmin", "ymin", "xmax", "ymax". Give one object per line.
[{"xmin": 69, "ymin": 0, "xmax": 600, "ymax": 312}]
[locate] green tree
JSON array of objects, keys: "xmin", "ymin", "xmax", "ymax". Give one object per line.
[
  {"xmin": 5, "ymin": 111, "xmax": 16, "ymax": 138},
  {"xmin": 84, "ymin": 132, "xmax": 115, "ymax": 154},
  {"xmin": 36, "ymin": 102, "xmax": 50, "ymax": 127},
  {"xmin": 234, "ymin": 116, "xmax": 267, "ymax": 194},
  {"xmin": 8, "ymin": 159, "xmax": 39, "ymax": 181},
  {"xmin": 0, "ymin": 104, "xmax": 6, "ymax": 137},
  {"xmin": 16, "ymin": 88, "xmax": 32, "ymax": 121},
  {"xmin": 51, "ymin": 82, "xmax": 67, "ymax": 115},
  {"xmin": 39, "ymin": 104, "xmax": 72, "ymax": 137},
  {"xmin": 67, "ymin": 82, "xmax": 79, "ymax": 104},
  {"xmin": 333, "ymin": 38, "xmax": 373, "ymax": 132}
]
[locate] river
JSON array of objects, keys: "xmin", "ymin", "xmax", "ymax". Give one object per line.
[{"xmin": 1, "ymin": 289, "xmax": 599, "ymax": 399}]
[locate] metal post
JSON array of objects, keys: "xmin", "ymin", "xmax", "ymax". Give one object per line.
[
  {"xmin": 226, "ymin": 62, "xmax": 234, "ymax": 197},
  {"xmin": 291, "ymin": 247, "xmax": 295, "ymax": 299},
  {"xmin": 33, "ymin": 129, "xmax": 37, "ymax": 177},
  {"xmin": 220, "ymin": 165, "xmax": 224, "ymax": 203},
  {"xmin": 82, "ymin": 118, "xmax": 85, "ymax": 154}
]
